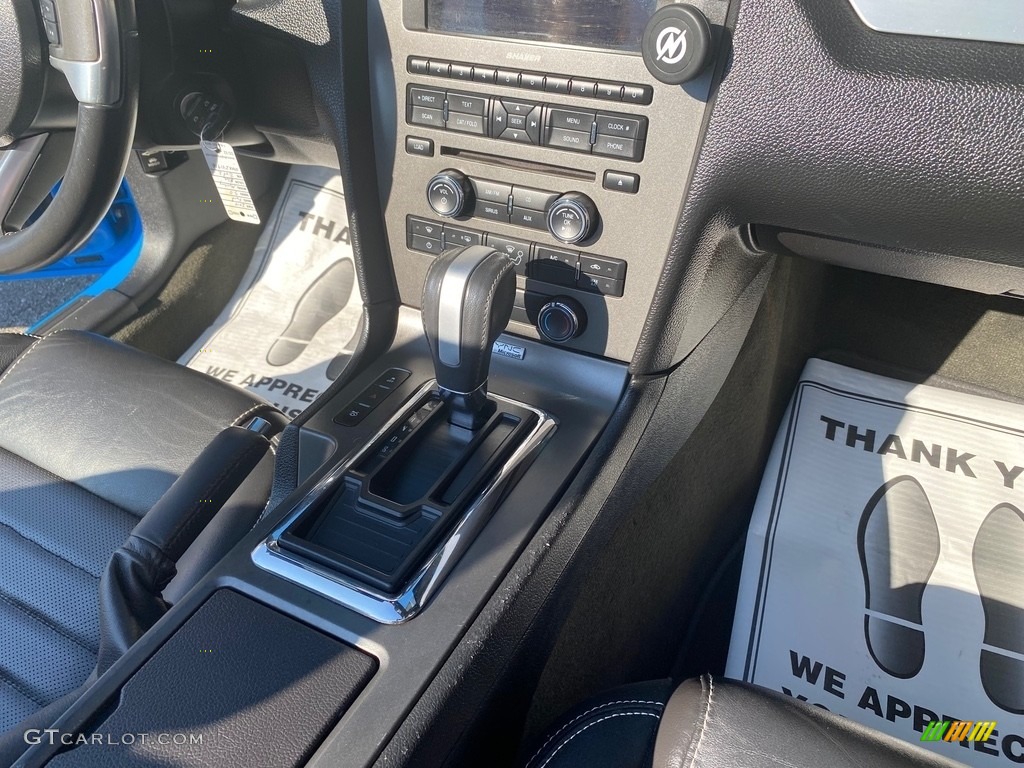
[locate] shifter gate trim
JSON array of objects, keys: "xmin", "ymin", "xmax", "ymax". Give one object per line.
[{"xmin": 252, "ymin": 381, "xmax": 557, "ymax": 623}]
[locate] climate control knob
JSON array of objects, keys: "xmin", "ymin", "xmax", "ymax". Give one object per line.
[
  {"xmin": 426, "ymin": 170, "xmax": 472, "ymax": 217},
  {"xmin": 537, "ymin": 297, "xmax": 587, "ymax": 343},
  {"xmin": 546, "ymin": 192, "xmax": 598, "ymax": 245}
]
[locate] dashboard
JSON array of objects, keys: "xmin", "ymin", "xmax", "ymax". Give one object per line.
[{"xmin": 370, "ymin": 0, "xmax": 729, "ymax": 362}]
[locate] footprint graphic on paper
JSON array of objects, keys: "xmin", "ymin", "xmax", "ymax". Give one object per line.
[
  {"xmin": 857, "ymin": 476, "xmax": 940, "ymax": 679},
  {"xmin": 974, "ymin": 502, "xmax": 1024, "ymax": 714},
  {"xmin": 266, "ymin": 259, "xmax": 355, "ymax": 367}
]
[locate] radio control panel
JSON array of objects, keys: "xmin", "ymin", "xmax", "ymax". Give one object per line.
[{"xmin": 368, "ymin": 0, "xmax": 729, "ymax": 362}]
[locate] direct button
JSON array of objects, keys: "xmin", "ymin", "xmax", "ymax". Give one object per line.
[
  {"xmin": 545, "ymin": 128, "xmax": 592, "ymax": 153},
  {"xmin": 447, "ymin": 92, "xmax": 487, "ymax": 115},
  {"xmin": 579, "ymin": 254, "xmax": 627, "ymax": 280},
  {"xmin": 549, "ymin": 108, "xmax": 595, "ymax": 133},
  {"xmin": 409, "ymin": 87, "xmax": 445, "ymax": 109}
]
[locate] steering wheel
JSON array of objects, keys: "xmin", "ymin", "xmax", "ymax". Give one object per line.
[{"xmin": 0, "ymin": 0, "xmax": 138, "ymax": 274}]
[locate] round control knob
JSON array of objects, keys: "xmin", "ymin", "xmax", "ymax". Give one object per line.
[
  {"xmin": 641, "ymin": 4, "xmax": 713, "ymax": 85},
  {"xmin": 546, "ymin": 192, "xmax": 598, "ymax": 245},
  {"xmin": 537, "ymin": 297, "xmax": 587, "ymax": 343},
  {"xmin": 426, "ymin": 170, "xmax": 472, "ymax": 217}
]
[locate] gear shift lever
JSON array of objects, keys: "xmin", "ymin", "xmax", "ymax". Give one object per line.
[{"xmin": 422, "ymin": 245, "xmax": 517, "ymax": 430}]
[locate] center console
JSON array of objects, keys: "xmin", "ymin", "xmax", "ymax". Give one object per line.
[
  {"xmin": 374, "ymin": 0, "xmax": 729, "ymax": 362},
  {"xmin": 17, "ymin": 4, "xmax": 730, "ymax": 767}
]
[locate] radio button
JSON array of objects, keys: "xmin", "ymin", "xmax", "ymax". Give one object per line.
[
  {"xmin": 471, "ymin": 179, "xmax": 512, "ymax": 205},
  {"xmin": 544, "ymin": 75, "xmax": 571, "ymax": 94},
  {"xmin": 490, "ymin": 102, "xmax": 508, "ymax": 134},
  {"xmin": 510, "ymin": 207, "xmax": 547, "ymax": 231},
  {"xmin": 549, "ymin": 108, "xmax": 595, "ymax": 133},
  {"xmin": 428, "ymin": 60, "xmax": 451, "ymax": 78},
  {"xmin": 545, "ymin": 127, "xmax": 592, "ymax": 153},
  {"xmin": 603, "ymin": 170, "xmax": 640, "ymax": 194},
  {"xmin": 405, "ymin": 136, "xmax": 434, "ymax": 157},
  {"xmin": 500, "ymin": 127, "xmax": 533, "ymax": 144},
  {"xmin": 526, "ymin": 106, "xmax": 542, "ymax": 143},
  {"xmin": 596, "ymin": 82, "xmax": 624, "ymax": 100},
  {"xmin": 447, "ymin": 92, "xmax": 487, "ymax": 115},
  {"xmin": 595, "ymin": 113, "xmax": 647, "ymax": 140},
  {"xmin": 593, "ymin": 135, "xmax": 642, "ymax": 161},
  {"xmin": 409, "ymin": 87, "xmax": 445, "ymax": 109},
  {"xmin": 508, "ymin": 113, "xmax": 527, "ymax": 130},
  {"xmin": 497, "ymin": 69, "xmax": 520, "ymax": 87},
  {"xmin": 407, "ymin": 104, "xmax": 445, "ymax": 129},
  {"xmin": 520, "ymin": 72, "xmax": 546, "ymax": 90},
  {"xmin": 474, "ymin": 200, "xmax": 509, "ymax": 222},
  {"xmin": 569, "ymin": 79, "xmax": 597, "ymax": 98},
  {"xmin": 448, "ymin": 112, "xmax": 487, "ymax": 135},
  {"xmin": 511, "ymin": 186, "xmax": 558, "ymax": 211},
  {"xmin": 473, "ymin": 67, "xmax": 497, "ymax": 84},
  {"xmin": 622, "ymin": 84, "xmax": 654, "ymax": 105},
  {"xmin": 449, "ymin": 63, "xmax": 474, "ymax": 80},
  {"xmin": 502, "ymin": 100, "xmax": 536, "ymax": 117},
  {"xmin": 408, "ymin": 57, "xmax": 429, "ymax": 75}
]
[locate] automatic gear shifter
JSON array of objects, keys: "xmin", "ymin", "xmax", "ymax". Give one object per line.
[{"xmin": 422, "ymin": 245, "xmax": 517, "ymax": 429}]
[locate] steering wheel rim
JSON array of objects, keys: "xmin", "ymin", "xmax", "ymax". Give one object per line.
[{"xmin": 0, "ymin": 0, "xmax": 138, "ymax": 274}]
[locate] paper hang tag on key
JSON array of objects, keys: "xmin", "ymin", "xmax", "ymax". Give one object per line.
[{"xmin": 200, "ymin": 139, "xmax": 261, "ymax": 225}]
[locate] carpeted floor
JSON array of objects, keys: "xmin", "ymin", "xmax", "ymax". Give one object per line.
[{"xmin": 0, "ymin": 276, "xmax": 95, "ymax": 331}]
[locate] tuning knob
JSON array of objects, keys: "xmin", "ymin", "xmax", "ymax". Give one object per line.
[
  {"xmin": 537, "ymin": 297, "xmax": 587, "ymax": 343},
  {"xmin": 546, "ymin": 192, "xmax": 598, "ymax": 245},
  {"xmin": 426, "ymin": 170, "xmax": 472, "ymax": 217}
]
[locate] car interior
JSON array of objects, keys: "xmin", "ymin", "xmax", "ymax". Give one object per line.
[{"xmin": 2, "ymin": 0, "xmax": 1024, "ymax": 766}]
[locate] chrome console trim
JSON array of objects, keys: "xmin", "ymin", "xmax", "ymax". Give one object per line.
[
  {"xmin": 252, "ymin": 381, "xmax": 557, "ymax": 624},
  {"xmin": 848, "ymin": 0, "xmax": 1024, "ymax": 46}
]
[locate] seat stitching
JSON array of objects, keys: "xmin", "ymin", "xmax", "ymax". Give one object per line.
[
  {"xmin": 0, "ymin": 589, "xmax": 96, "ymax": 654},
  {"xmin": 0, "ymin": 334, "xmax": 48, "ymax": 390},
  {"xmin": 526, "ymin": 700, "xmax": 665, "ymax": 767},
  {"xmin": 687, "ymin": 674, "xmax": 715, "ymax": 768},
  {"xmin": 536, "ymin": 712, "xmax": 660, "ymax": 768},
  {"xmin": 0, "ymin": 519, "xmax": 103, "ymax": 580},
  {"xmin": 0, "ymin": 665, "xmax": 48, "ymax": 708}
]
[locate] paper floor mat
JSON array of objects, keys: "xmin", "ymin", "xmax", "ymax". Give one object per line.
[
  {"xmin": 180, "ymin": 166, "xmax": 362, "ymax": 418},
  {"xmin": 727, "ymin": 359, "xmax": 1024, "ymax": 766}
]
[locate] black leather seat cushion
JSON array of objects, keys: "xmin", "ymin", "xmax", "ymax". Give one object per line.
[
  {"xmin": 0, "ymin": 331, "xmax": 283, "ymax": 732},
  {"xmin": 529, "ymin": 675, "xmax": 966, "ymax": 768}
]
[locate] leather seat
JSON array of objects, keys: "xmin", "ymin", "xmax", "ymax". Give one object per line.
[
  {"xmin": 527, "ymin": 675, "xmax": 965, "ymax": 768},
  {"xmin": 0, "ymin": 330, "xmax": 285, "ymax": 737}
]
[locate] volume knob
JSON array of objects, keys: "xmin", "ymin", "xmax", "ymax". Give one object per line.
[
  {"xmin": 546, "ymin": 192, "xmax": 598, "ymax": 245},
  {"xmin": 426, "ymin": 170, "xmax": 472, "ymax": 217}
]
